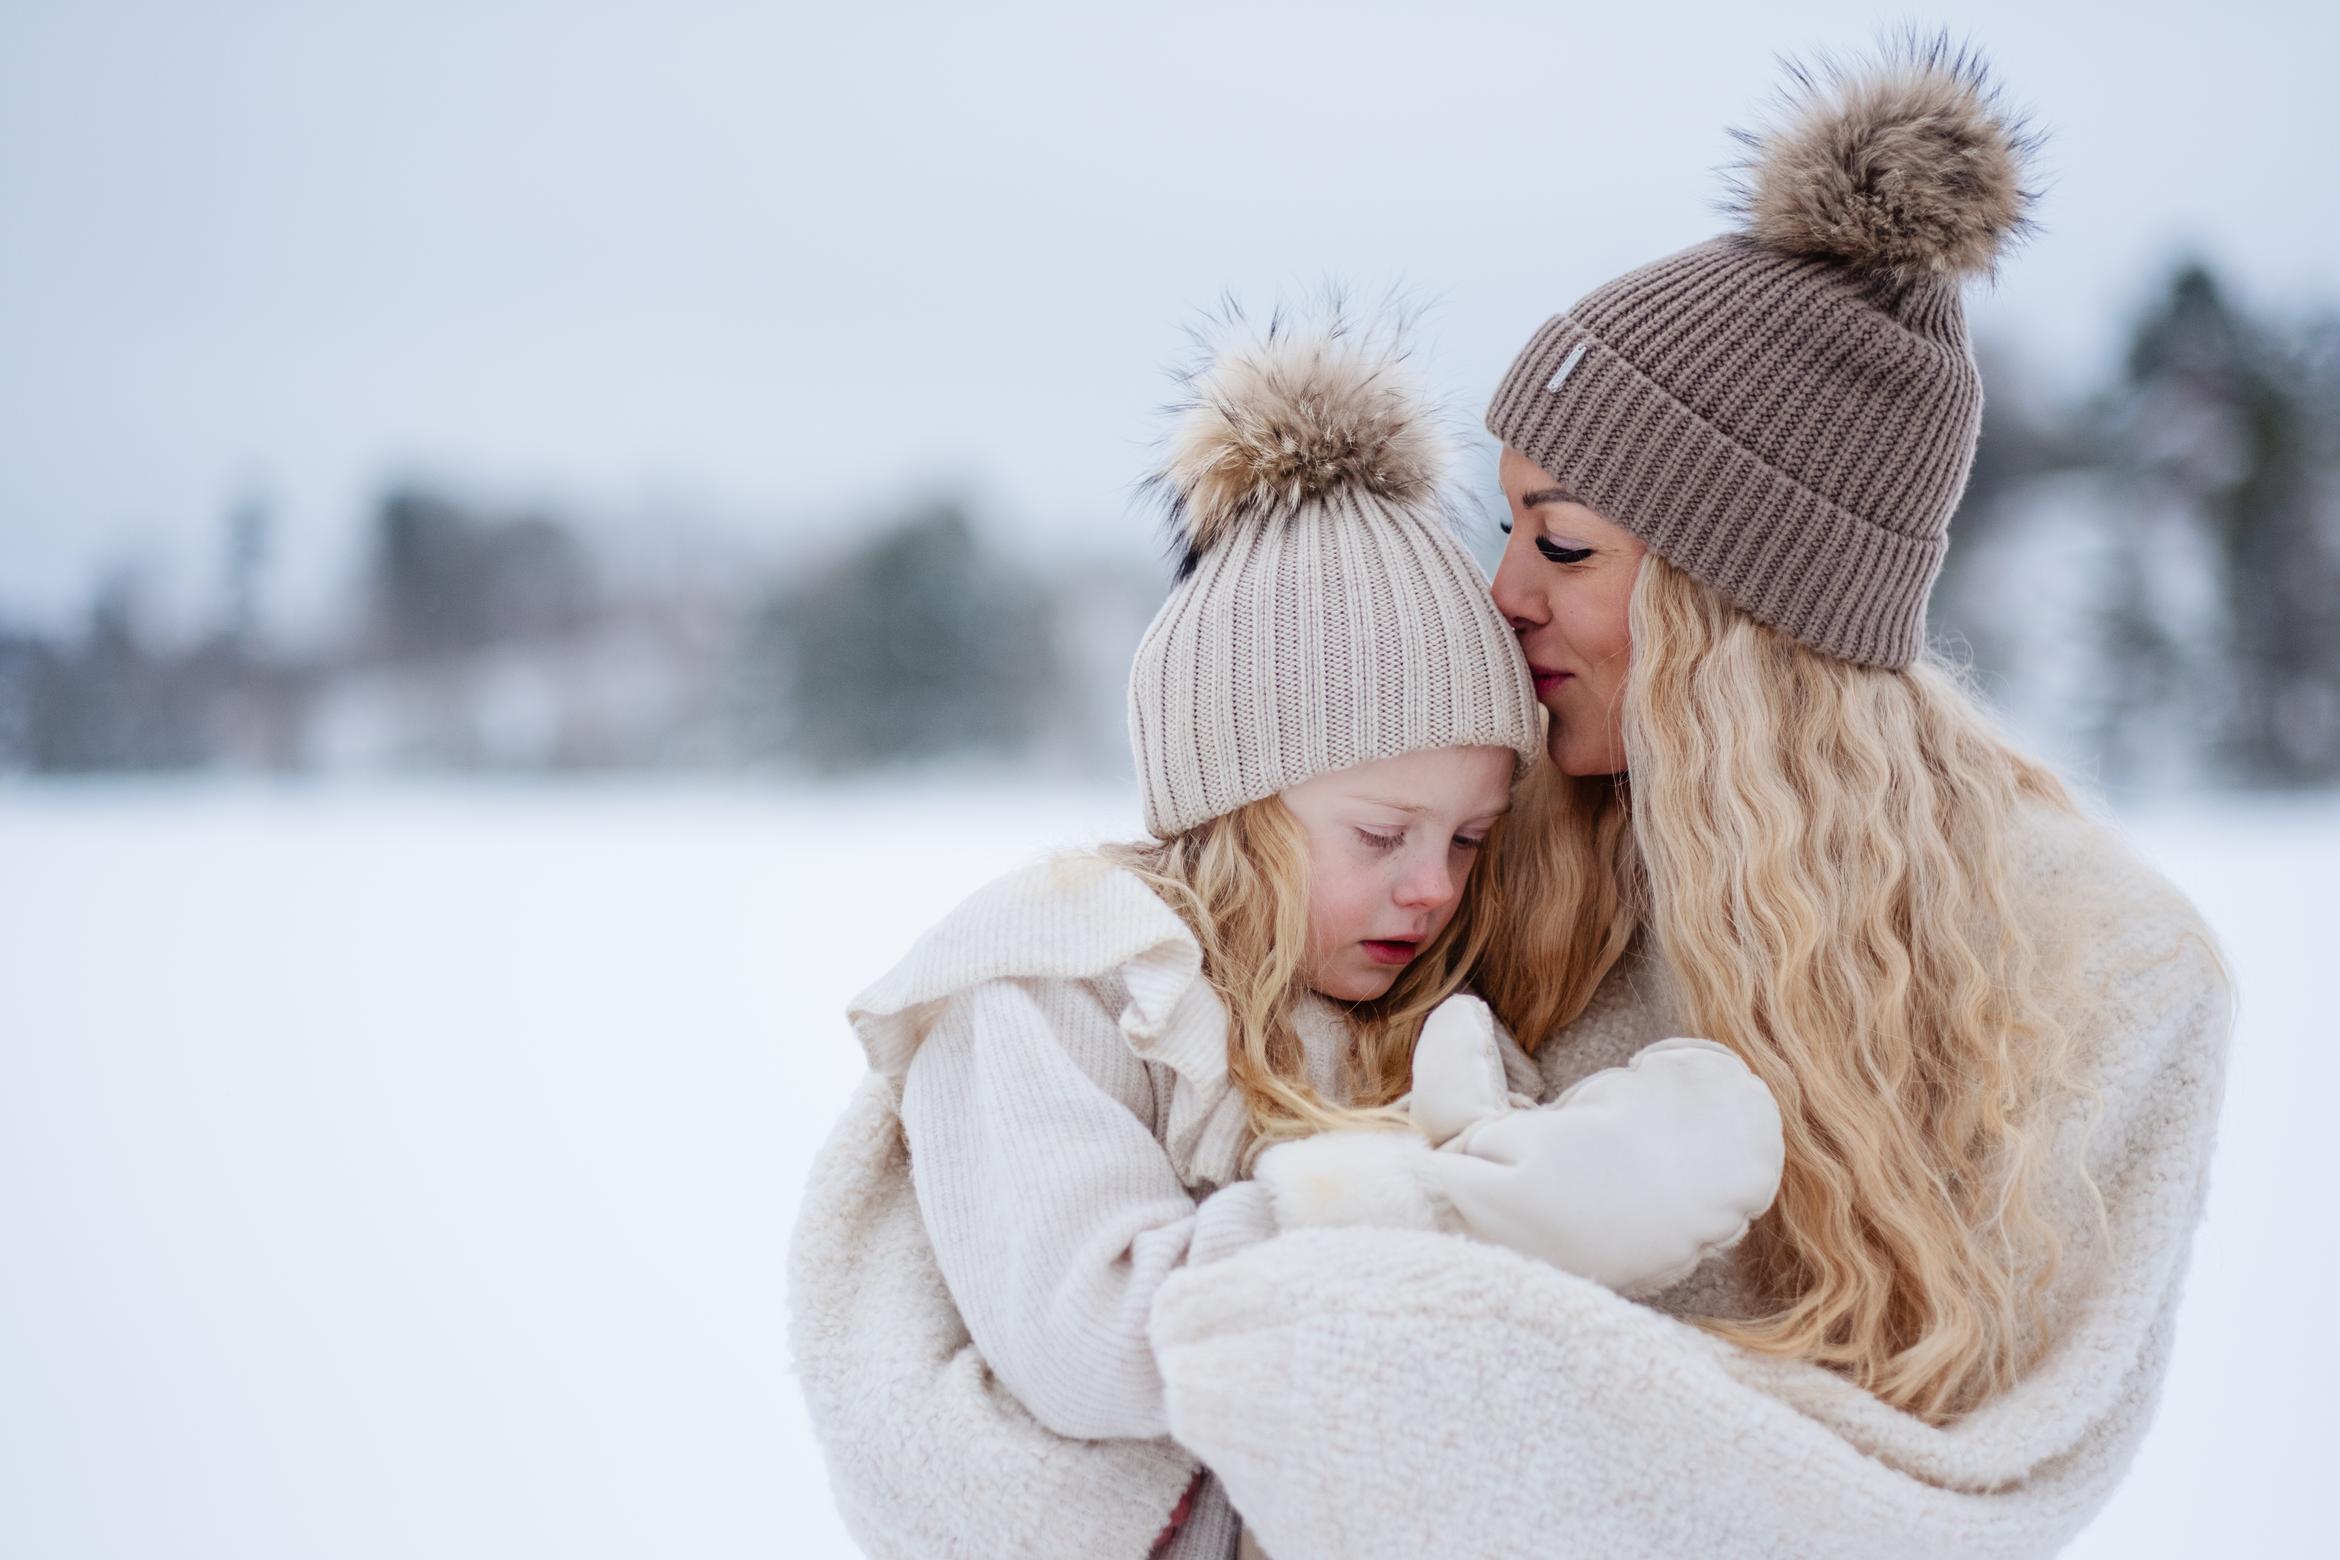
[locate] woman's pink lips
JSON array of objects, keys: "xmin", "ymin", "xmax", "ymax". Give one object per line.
[
  {"xmin": 1361, "ymin": 938, "xmax": 1421, "ymax": 966},
  {"xmin": 1531, "ymin": 667, "xmax": 1573, "ymax": 696}
]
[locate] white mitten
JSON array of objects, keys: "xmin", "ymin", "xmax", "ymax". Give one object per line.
[
  {"xmin": 1247, "ymin": 995, "xmax": 1785, "ymax": 1296},
  {"xmin": 1407, "ymin": 993, "xmax": 1786, "ymax": 1295}
]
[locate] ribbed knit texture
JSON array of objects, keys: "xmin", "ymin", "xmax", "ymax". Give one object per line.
[
  {"xmin": 898, "ymin": 970, "xmax": 1310, "ymax": 1559},
  {"xmin": 1486, "ymin": 235, "xmax": 1982, "ymax": 668},
  {"xmin": 899, "ymin": 976, "xmax": 1327, "ymax": 1442},
  {"xmin": 1129, "ymin": 488, "xmax": 1542, "ymax": 839}
]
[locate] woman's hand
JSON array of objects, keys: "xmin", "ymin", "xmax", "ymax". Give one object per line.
[
  {"xmin": 1407, "ymin": 993, "xmax": 1785, "ymax": 1294},
  {"xmin": 1252, "ymin": 995, "xmax": 1784, "ymax": 1297}
]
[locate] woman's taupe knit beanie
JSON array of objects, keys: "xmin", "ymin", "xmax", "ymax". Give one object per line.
[
  {"xmin": 1129, "ymin": 305, "xmax": 1542, "ymax": 840},
  {"xmin": 1487, "ymin": 39, "xmax": 2040, "ymax": 669}
]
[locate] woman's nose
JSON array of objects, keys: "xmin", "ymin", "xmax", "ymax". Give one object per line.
[{"xmin": 1489, "ymin": 543, "xmax": 1545, "ymax": 630}]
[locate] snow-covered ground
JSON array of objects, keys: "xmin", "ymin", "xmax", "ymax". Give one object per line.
[{"xmin": 0, "ymin": 780, "xmax": 2327, "ymax": 1557}]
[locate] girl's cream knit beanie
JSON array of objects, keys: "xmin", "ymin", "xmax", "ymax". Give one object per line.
[{"xmin": 1129, "ymin": 305, "xmax": 1542, "ymax": 840}]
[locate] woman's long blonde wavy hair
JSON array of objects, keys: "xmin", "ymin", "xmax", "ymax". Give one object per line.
[
  {"xmin": 1477, "ymin": 554, "xmax": 2083, "ymax": 1426},
  {"xmin": 1103, "ymin": 795, "xmax": 1508, "ymax": 1171}
]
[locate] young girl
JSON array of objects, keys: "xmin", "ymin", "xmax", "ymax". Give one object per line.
[{"xmin": 788, "ymin": 309, "xmax": 1786, "ymax": 1559}]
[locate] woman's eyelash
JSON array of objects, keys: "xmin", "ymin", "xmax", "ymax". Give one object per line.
[
  {"xmin": 1502, "ymin": 516, "xmax": 1592, "ymax": 565},
  {"xmin": 1455, "ymin": 835, "xmax": 1486, "ymax": 852}
]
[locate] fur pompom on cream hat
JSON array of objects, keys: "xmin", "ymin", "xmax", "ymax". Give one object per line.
[
  {"xmin": 1488, "ymin": 34, "xmax": 2040, "ymax": 669},
  {"xmin": 1128, "ymin": 301, "xmax": 1542, "ymax": 840}
]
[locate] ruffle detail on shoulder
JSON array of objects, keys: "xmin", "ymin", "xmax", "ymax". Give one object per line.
[
  {"xmin": 844, "ymin": 850, "xmax": 1253, "ymax": 1188},
  {"xmin": 1118, "ymin": 930, "xmax": 1255, "ymax": 1192},
  {"xmin": 847, "ymin": 851, "xmax": 1193, "ymax": 1083}
]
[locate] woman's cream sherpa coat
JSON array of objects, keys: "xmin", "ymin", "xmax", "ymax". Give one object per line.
[{"xmin": 787, "ymin": 799, "xmax": 2230, "ymax": 1559}]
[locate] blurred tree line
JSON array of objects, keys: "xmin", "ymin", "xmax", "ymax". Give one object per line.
[
  {"xmin": 1, "ymin": 258, "xmax": 2334, "ymax": 789},
  {"xmin": 1935, "ymin": 261, "xmax": 2340, "ymax": 787},
  {"xmin": 0, "ymin": 482, "xmax": 1154, "ymax": 778}
]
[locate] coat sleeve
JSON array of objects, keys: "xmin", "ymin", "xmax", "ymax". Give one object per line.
[
  {"xmin": 1146, "ymin": 881, "xmax": 2232, "ymax": 1559},
  {"xmin": 900, "ymin": 975, "xmax": 1280, "ymax": 1442}
]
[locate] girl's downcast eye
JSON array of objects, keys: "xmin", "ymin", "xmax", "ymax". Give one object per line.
[{"xmin": 1537, "ymin": 539, "xmax": 1593, "ymax": 565}]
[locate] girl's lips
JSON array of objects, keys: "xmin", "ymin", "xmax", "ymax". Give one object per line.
[
  {"xmin": 1361, "ymin": 939, "xmax": 1421, "ymax": 966},
  {"xmin": 1531, "ymin": 667, "xmax": 1573, "ymax": 696}
]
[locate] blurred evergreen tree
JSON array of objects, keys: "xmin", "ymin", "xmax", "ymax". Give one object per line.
[
  {"xmin": 369, "ymin": 484, "xmax": 598, "ymax": 659},
  {"xmin": 0, "ymin": 627, "xmax": 39, "ymax": 771},
  {"xmin": 1935, "ymin": 340, "xmax": 2103, "ymax": 674},
  {"xmin": 220, "ymin": 491, "xmax": 271, "ymax": 651},
  {"xmin": 16, "ymin": 569, "xmax": 212, "ymax": 770},
  {"xmin": 738, "ymin": 499, "xmax": 1061, "ymax": 771},
  {"xmin": 2101, "ymin": 263, "xmax": 2340, "ymax": 784}
]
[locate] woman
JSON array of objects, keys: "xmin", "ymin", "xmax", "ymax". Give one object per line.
[{"xmin": 1145, "ymin": 41, "xmax": 2233, "ymax": 1558}]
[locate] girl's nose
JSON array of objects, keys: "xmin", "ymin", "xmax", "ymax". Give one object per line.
[{"xmin": 1394, "ymin": 853, "xmax": 1456, "ymax": 911}]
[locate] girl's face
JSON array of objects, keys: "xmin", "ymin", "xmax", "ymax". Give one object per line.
[
  {"xmin": 1279, "ymin": 745, "xmax": 1515, "ymax": 1003},
  {"xmin": 1490, "ymin": 446, "xmax": 1647, "ymax": 777}
]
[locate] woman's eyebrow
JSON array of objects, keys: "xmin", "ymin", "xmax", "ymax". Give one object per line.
[{"xmin": 1522, "ymin": 486, "xmax": 1580, "ymax": 508}]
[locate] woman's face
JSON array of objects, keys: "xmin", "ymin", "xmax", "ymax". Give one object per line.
[
  {"xmin": 1490, "ymin": 446, "xmax": 1647, "ymax": 777},
  {"xmin": 1278, "ymin": 745, "xmax": 1514, "ymax": 1003}
]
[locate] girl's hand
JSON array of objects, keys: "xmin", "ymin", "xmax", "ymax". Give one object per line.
[
  {"xmin": 1251, "ymin": 995, "xmax": 1784, "ymax": 1297},
  {"xmin": 1410, "ymin": 993, "xmax": 1785, "ymax": 1294}
]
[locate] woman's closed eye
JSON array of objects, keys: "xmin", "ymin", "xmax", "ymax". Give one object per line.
[{"xmin": 1497, "ymin": 516, "xmax": 1593, "ymax": 565}]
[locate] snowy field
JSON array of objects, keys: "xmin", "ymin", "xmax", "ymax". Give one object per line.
[{"xmin": 0, "ymin": 779, "xmax": 2328, "ymax": 1557}]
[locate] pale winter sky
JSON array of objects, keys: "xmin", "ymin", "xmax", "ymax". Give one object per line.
[{"xmin": 2, "ymin": 0, "xmax": 2334, "ymax": 638}]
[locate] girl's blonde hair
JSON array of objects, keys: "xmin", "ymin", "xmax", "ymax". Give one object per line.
[
  {"xmin": 1103, "ymin": 794, "xmax": 1507, "ymax": 1169},
  {"xmin": 1477, "ymin": 554, "xmax": 2082, "ymax": 1426}
]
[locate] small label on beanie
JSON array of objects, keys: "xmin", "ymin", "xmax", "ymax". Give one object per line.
[{"xmin": 1545, "ymin": 343, "xmax": 1587, "ymax": 394}]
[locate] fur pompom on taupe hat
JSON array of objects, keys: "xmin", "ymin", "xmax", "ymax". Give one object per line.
[
  {"xmin": 1128, "ymin": 302, "xmax": 1542, "ymax": 840},
  {"xmin": 1486, "ymin": 35, "xmax": 2041, "ymax": 669}
]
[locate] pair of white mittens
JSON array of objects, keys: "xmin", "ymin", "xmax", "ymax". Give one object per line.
[{"xmin": 1251, "ymin": 994, "xmax": 1785, "ymax": 1297}]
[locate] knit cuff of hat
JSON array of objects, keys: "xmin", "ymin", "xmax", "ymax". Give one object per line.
[{"xmin": 1487, "ymin": 314, "xmax": 1946, "ymax": 670}]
